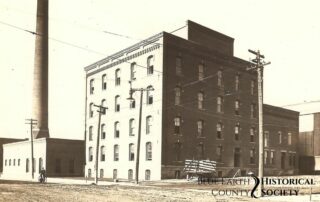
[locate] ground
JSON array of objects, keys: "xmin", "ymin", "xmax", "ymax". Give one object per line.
[{"xmin": 0, "ymin": 177, "xmax": 319, "ymax": 202}]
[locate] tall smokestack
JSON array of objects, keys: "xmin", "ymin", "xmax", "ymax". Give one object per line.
[{"xmin": 32, "ymin": 0, "xmax": 49, "ymax": 138}]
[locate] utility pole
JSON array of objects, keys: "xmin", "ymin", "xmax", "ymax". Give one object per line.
[
  {"xmin": 247, "ymin": 49, "xmax": 270, "ymax": 197},
  {"xmin": 127, "ymin": 81, "xmax": 154, "ymax": 184},
  {"xmin": 93, "ymin": 104, "xmax": 108, "ymax": 185},
  {"xmin": 25, "ymin": 118, "xmax": 38, "ymax": 180}
]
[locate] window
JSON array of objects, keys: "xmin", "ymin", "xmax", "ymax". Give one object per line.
[
  {"xmin": 250, "ymin": 127, "xmax": 255, "ymax": 142},
  {"xmin": 115, "ymin": 95, "xmax": 120, "ymax": 112},
  {"xmin": 216, "ymin": 145, "xmax": 223, "ymax": 162},
  {"xmin": 176, "ymin": 57, "xmax": 182, "ymax": 76},
  {"xmin": 101, "ymin": 124, "xmax": 106, "ymax": 139},
  {"xmin": 288, "ymin": 133, "xmax": 292, "ymax": 145},
  {"xmin": 146, "ymin": 116, "xmax": 152, "ymax": 134},
  {"xmin": 5, "ymin": 159, "xmax": 7, "ymax": 166},
  {"xmin": 101, "ymin": 99, "xmax": 107, "ymax": 114},
  {"xmin": 198, "ymin": 63, "xmax": 204, "ymax": 81},
  {"xmin": 102, "ymin": 74, "xmax": 107, "ymax": 90},
  {"xmin": 197, "ymin": 120, "xmax": 204, "ymax": 137},
  {"xmin": 264, "ymin": 151, "xmax": 269, "ymax": 165},
  {"xmin": 251, "ymin": 80, "xmax": 255, "ymax": 95},
  {"xmin": 9, "ymin": 159, "xmax": 11, "ymax": 166},
  {"xmin": 88, "ymin": 169, "xmax": 92, "ymax": 178},
  {"xmin": 114, "ymin": 145, "xmax": 119, "ymax": 161},
  {"xmin": 235, "ymin": 74, "xmax": 240, "ymax": 91},
  {"xmin": 174, "ymin": 116, "xmax": 181, "ymax": 135},
  {"xmin": 89, "ymin": 103, "xmax": 94, "ymax": 118},
  {"xmin": 55, "ymin": 158, "xmax": 61, "ymax": 173},
  {"xmin": 88, "ymin": 147, "xmax": 93, "ymax": 162},
  {"xmin": 264, "ymin": 131, "xmax": 269, "ymax": 147},
  {"xmin": 198, "ymin": 92, "xmax": 204, "ymax": 110},
  {"xmin": 128, "ymin": 169, "xmax": 133, "ymax": 180},
  {"xmin": 101, "ymin": 146, "xmax": 106, "ymax": 161},
  {"xmin": 100, "ymin": 169, "xmax": 104, "ymax": 178},
  {"xmin": 115, "ymin": 69, "xmax": 121, "ymax": 86},
  {"xmin": 217, "ymin": 96, "xmax": 223, "ymax": 113},
  {"xmin": 270, "ymin": 151, "xmax": 275, "ymax": 165},
  {"xmin": 130, "ymin": 62, "xmax": 136, "ymax": 81},
  {"xmin": 175, "ymin": 86, "xmax": 181, "ymax": 105},
  {"xmin": 146, "ymin": 142, "xmax": 152, "ymax": 161},
  {"xmin": 235, "ymin": 100, "xmax": 240, "ymax": 115},
  {"xmin": 69, "ymin": 159, "xmax": 75, "ymax": 174},
  {"xmin": 26, "ymin": 158, "xmax": 29, "ymax": 173},
  {"xmin": 216, "ymin": 122, "xmax": 223, "ymax": 139},
  {"xmin": 145, "ymin": 170, "xmax": 151, "ymax": 180},
  {"xmin": 130, "ymin": 98, "xmax": 136, "ymax": 109},
  {"xmin": 18, "ymin": 159, "xmax": 20, "ymax": 166},
  {"xmin": 89, "ymin": 126, "xmax": 93, "ymax": 141},
  {"xmin": 114, "ymin": 122, "xmax": 120, "ymax": 138},
  {"xmin": 235, "ymin": 123, "xmax": 240, "ymax": 140},
  {"xmin": 293, "ymin": 154, "xmax": 296, "ymax": 167},
  {"xmin": 278, "ymin": 131, "xmax": 282, "ymax": 144},
  {"xmin": 113, "ymin": 169, "xmax": 118, "ymax": 179},
  {"xmin": 147, "ymin": 55, "xmax": 154, "ymax": 75},
  {"xmin": 89, "ymin": 79, "xmax": 94, "ymax": 94},
  {"xmin": 38, "ymin": 158, "xmax": 43, "ymax": 173},
  {"xmin": 129, "ymin": 119, "xmax": 135, "ymax": 136},
  {"xmin": 250, "ymin": 103, "xmax": 256, "ymax": 118},
  {"xmin": 146, "ymin": 86, "xmax": 153, "ymax": 105},
  {"xmin": 217, "ymin": 70, "xmax": 223, "ymax": 87},
  {"xmin": 197, "ymin": 143, "xmax": 205, "ymax": 159},
  {"xmin": 129, "ymin": 143, "xmax": 135, "ymax": 161},
  {"xmin": 13, "ymin": 159, "xmax": 15, "ymax": 166},
  {"xmin": 250, "ymin": 149, "xmax": 255, "ymax": 164},
  {"xmin": 174, "ymin": 142, "xmax": 182, "ymax": 161}
]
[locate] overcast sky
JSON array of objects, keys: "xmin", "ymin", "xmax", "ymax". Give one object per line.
[{"xmin": 0, "ymin": 0, "xmax": 319, "ymax": 139}]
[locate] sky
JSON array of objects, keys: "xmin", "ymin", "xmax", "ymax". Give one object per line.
[{"xmin": 0, "ymin": 0, "xmax": 319, "ymax": 139}]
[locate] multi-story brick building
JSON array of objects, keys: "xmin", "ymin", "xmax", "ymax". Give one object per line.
[{"xmin": 84, "ymin": 20, "xmax": 299, "ymax": 180}]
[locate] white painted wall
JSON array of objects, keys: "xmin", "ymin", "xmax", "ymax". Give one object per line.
[{"xmin": 2, "ymin": 138, "xmax": 47, "ymax": 180}]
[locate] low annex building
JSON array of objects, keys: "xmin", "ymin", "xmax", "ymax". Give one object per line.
[
  {"xmin": 2, "ymin": 138, "xmax": 84, "ymax": 180},
  {"xmin": 83, "ymin": 20, "xmax": 299, "ymax": 181}
]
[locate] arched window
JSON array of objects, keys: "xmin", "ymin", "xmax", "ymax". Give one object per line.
[
  {"xmin": 130, "ymin": 62, "xmax": 136, "ymax": 81},
  {"xmin": 88, "ymin": 147, "xmax": 93, "ymax": 162},
  {"xmin": 217, "ymin": 96, "xmax": 223, "ymax": 113},
  {"xmin": 38, "ymin": 158, "xmax": 43, "ymax": 173},
  {"xmin": 102, "ymin": 74, "xmax": 107, "ymax": 90},
  {"xmin": 115, "ymin": 69, "xmax": 121, "ymax": 86},
  {"xmin": 146, "ymin": 86, "xmax": 153, "ymax": 105},
  {"xmin": 89, "ymin": 103, "xmax": 94, "ymax": 118},
  {"xmin": 89, "ymin": 126, "xmax": 93, "ymax": 141},
  {"xmin": 147, "ymin": 55, "xmax": 154, "ymax": 75},
  {"xmin": 89, "ymin": 79, "xmax": 94, "ymax": 94},
  {"xmin": 129, "ymin": 119, "xmax": 135, "ymax": 136},
  {"xmin": 145, "ymin": 169, "xmax": 151, "ymax": 180},
  {"xmin": 198, "ymin": 92, "xmax": 204, "ymax": 109},
  {"xmin": 100, "ymin": 169, "xmax": 104, "ymax": 178},
  {"xmin": 18, "ymin": 159, "xmax": 20, "ymax": 166},
  {"xmin": 9, "ymin": 159, "xmax": 11, "ymax": 166},
  {"xmin": 13, "ymin": 159, "xmax": 15, "ymax": 166},
  {"xmin": 216, "ymin": 122, "xmax": 223, "ymax": 139},
  {"xmin": 198, "ymin": 63, "xmax": 204, "ymax": 81},
  {"xmin": 146, "ymin": 142, "xmax": 152, "ymax": 161},
  {"xmin": 101, "ymin": 124, "xmax": 106, "ymax": 139},
  {"xmin": 114, "ymin": 122, "xmax": 120, "ymax": 138},
  {"xmin": 115, "ymin": 95, "xmax": 120, "ymax": 112},
  {"xmin": 5, "ymin": 159, "xmax": 7, "ymax": 166},
  {"xmin": 100, "ymin": 146, "xmax": 106, "ymax": 161},
  {"xmin": 175, "ymin": 86, "xmax": 181, "ymax": 105},
  {"xmin": 114, "ymin": 145, "xmax": 119, "ymax": 161},
  {"xmin": 26, "ymin": 158, "xmax": 29, "ymax": 173},
  {"xmin": 146, "ymin": 116, "xmax": 152, "ymax": 134},
  {"xmin": 128, "ymin": 169, "xmax": 133, "ymax": 180},
  {"xmin": 101, "ymin": 99, "xmax": 107, "ymax": 114},
  {"xmin": 129, "ymin": 143, "xmax": 135, "ymax": 161},
  {"xmin": 174, "ymin": 116, "xmax": 181, "ymax": 135}
]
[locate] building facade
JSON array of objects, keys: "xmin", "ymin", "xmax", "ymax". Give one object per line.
[
  {"xmin": 2, "ymin": 138, "xmax": 84, "ymax": 180},
  {"xmin": 84, "ymin": 20, "xmax": 299, "ymax": 181}
]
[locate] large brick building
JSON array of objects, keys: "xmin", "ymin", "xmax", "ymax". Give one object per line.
[{"xmin": 84, "ymin": 20, "xmax": 299, "ymax": 180}]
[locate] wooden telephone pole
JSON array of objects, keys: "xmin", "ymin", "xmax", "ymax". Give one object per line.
[
  {"xmin": 247, "ymin": 49, "xmax": 270, "ymax": 197},
  {"xmin": 25, "ymin": 118, "xmax": 38, "ymax": 179},
  {"xmin": 127, "ymin": 81, "xmax": 154, "ymax": 184},
  {"xmin": 93, "ymin": 104, "xmax": 108, "ymax": 185}
]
